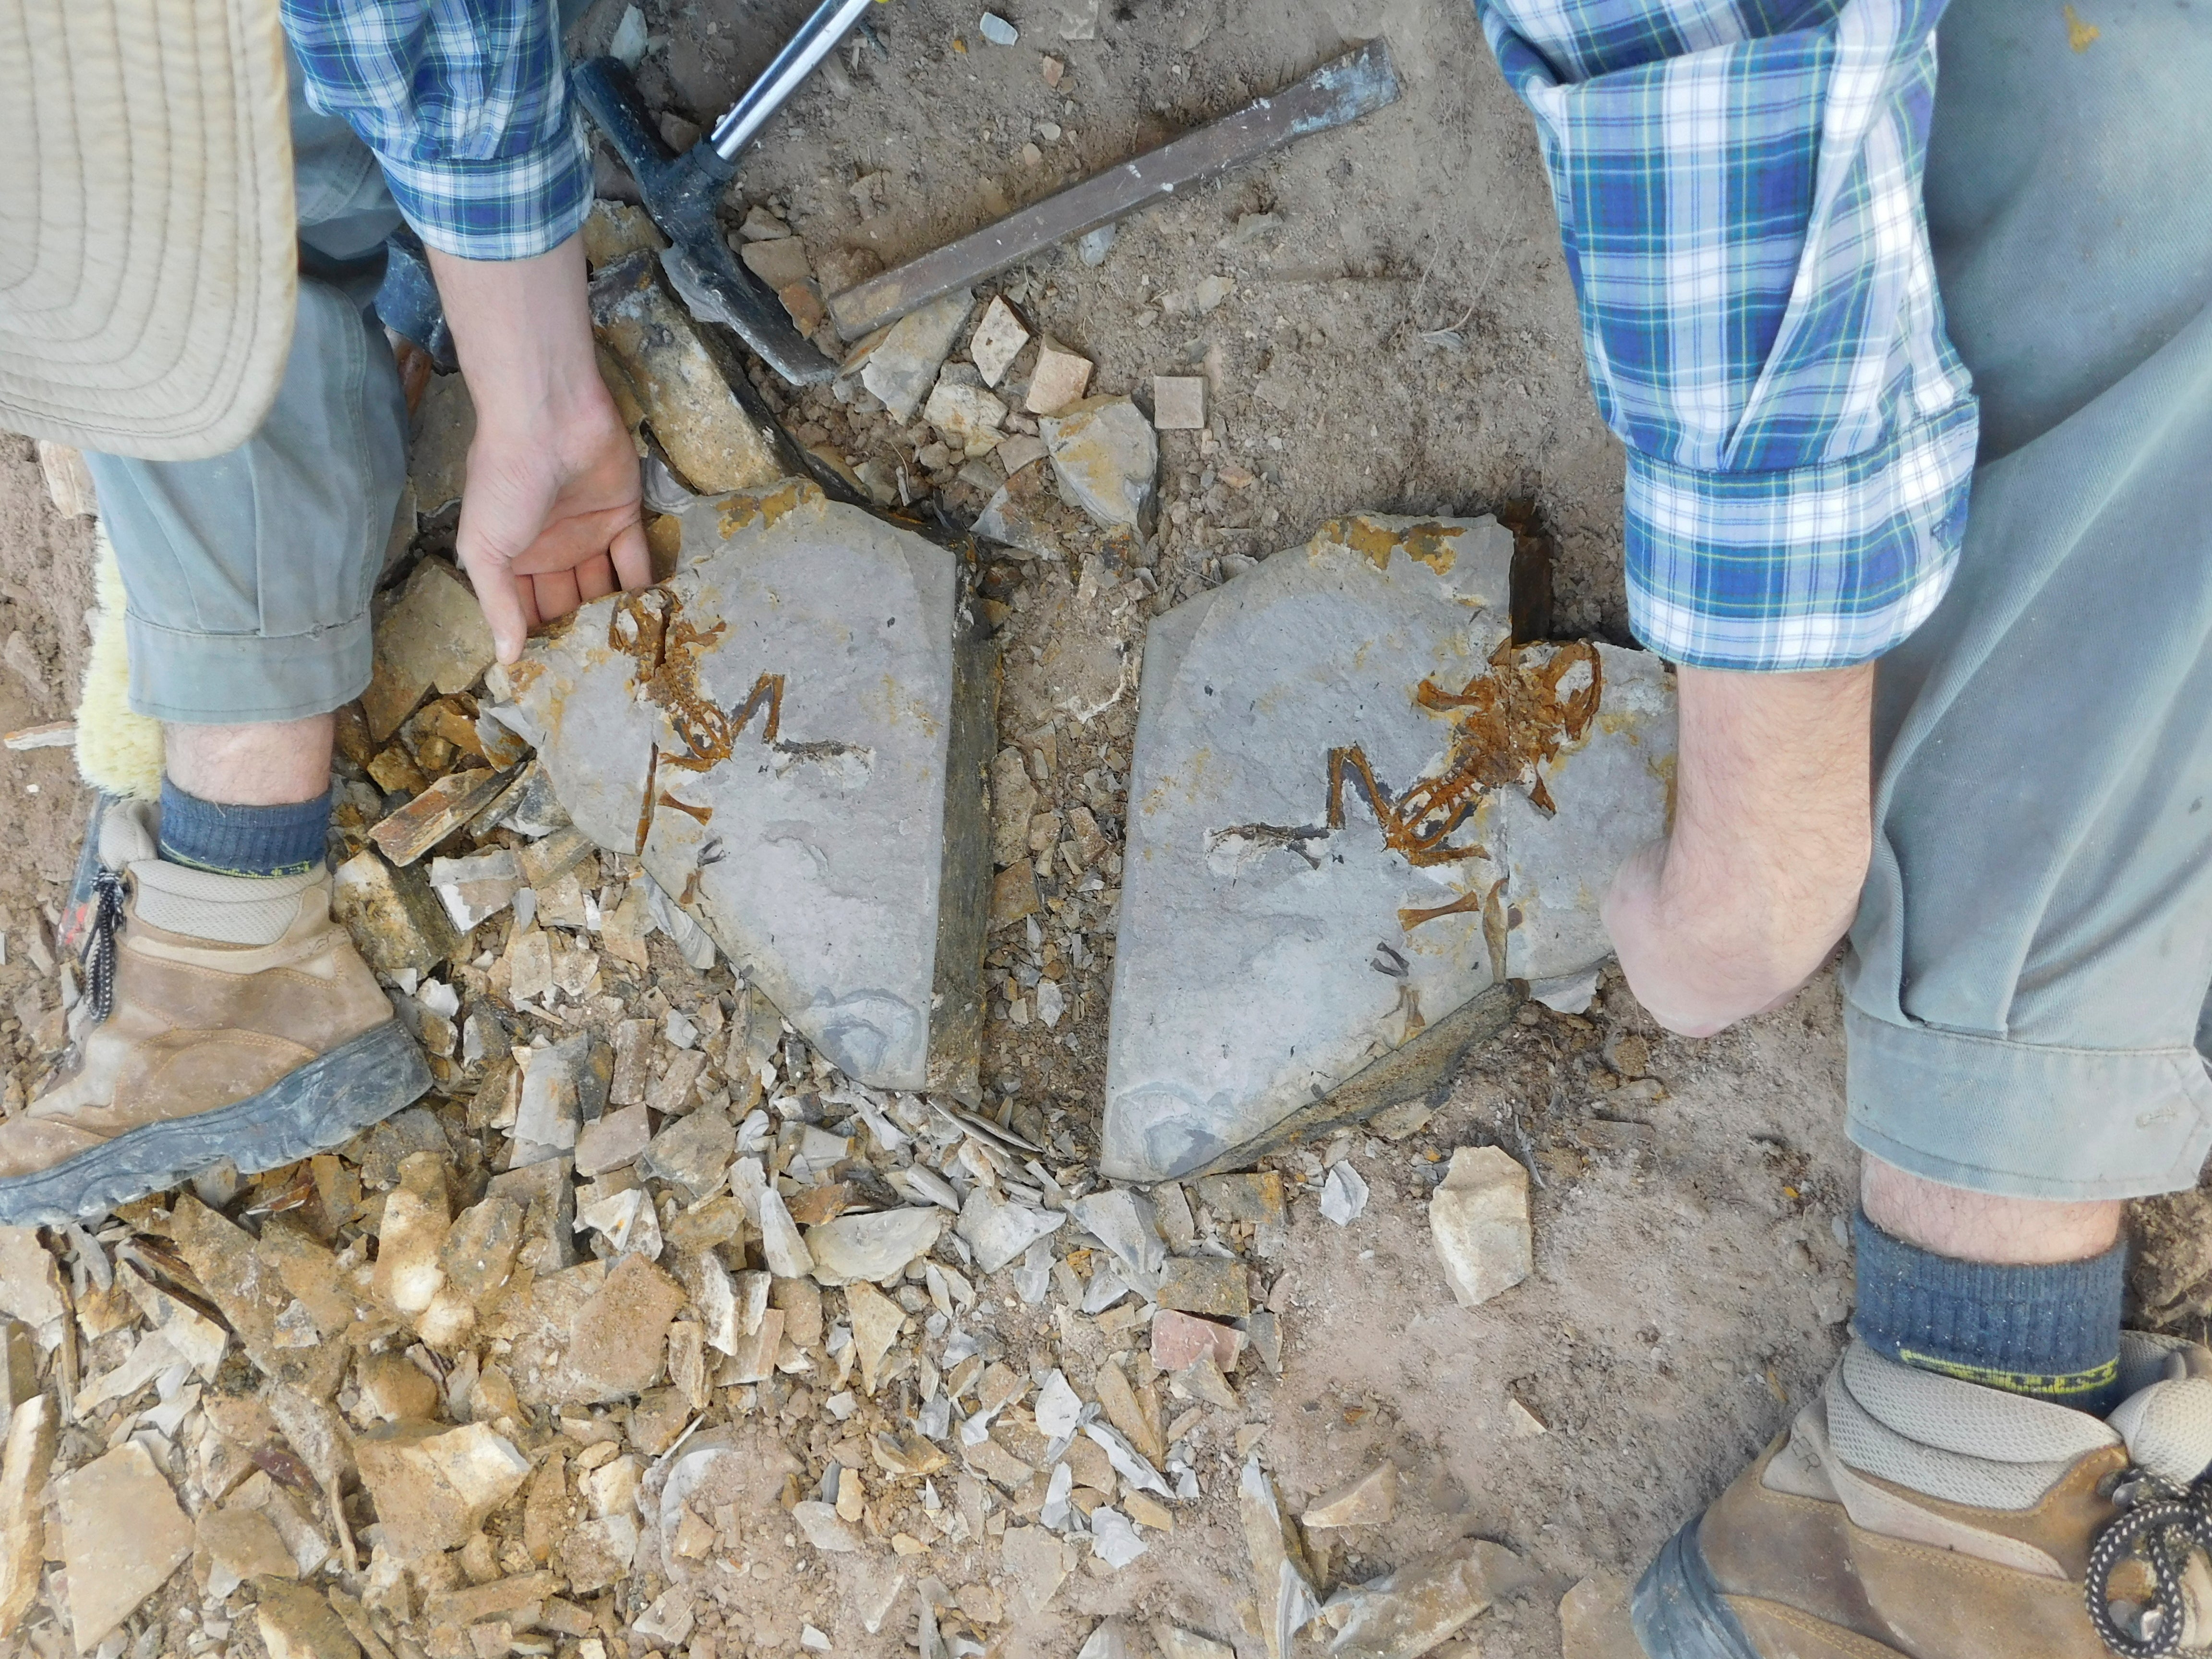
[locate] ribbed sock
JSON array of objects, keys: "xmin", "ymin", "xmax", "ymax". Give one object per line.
[
  {"xmin": 157, "ymin": 778, "xmax": 331, "ymax": 878},
  {"xmin": 1852, "ymin": 1210, "xmax": 2126, "ymax": 1415}
]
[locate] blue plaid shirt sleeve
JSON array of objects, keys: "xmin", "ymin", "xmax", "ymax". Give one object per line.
[
  {"xmin": 282, "ymin": 0, "xmax": 592, "ymax": 262},
  {"xmin": 1477, "ymin": 0, "xmax": 1980, "ymax": 671}
]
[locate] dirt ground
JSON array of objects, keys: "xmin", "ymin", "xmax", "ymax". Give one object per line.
[{"xmin": 5, "ymin": 1, "xmax": 2180, "ymax": 1655}]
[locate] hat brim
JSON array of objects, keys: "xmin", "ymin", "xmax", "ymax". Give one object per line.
[{"xmin": 0, "ymin": 0, "xmax": 297, "ymax": 461}]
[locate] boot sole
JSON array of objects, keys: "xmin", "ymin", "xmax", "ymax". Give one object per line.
[
  {"xmin": 0, "ymin": 1021, "xmax": 432, "ymax": 1226},
  {"xmin": 1630, "ymin": 1517, "xmax": 1762, "ymax": 1659}
]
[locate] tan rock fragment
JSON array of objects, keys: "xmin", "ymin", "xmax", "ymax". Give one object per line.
[
  {"xmin": 0, "ymin": 1231, "xmax": 60, "ymax": 1331},
  {"xmin": 925, "ymin": 380, "xmax": 1009, "ymax": 457},
  {"xmin": 1301, "ymin": 1463, "xmax": 1398, "ymax": 1530},
  {"xmin": 373, "ymin": 1150, "xmax": 450, "ymax": 1315},
  {"xmin": 354, "ymin": 1421, "xmax": 530, "ymax": 1556},
  {"xmin": 1172, "ymin": 1354, "xmax": 1239, "ymax": 1410},
  {"xmin": 1238, "ymin": 1455, "xmax": 1321, "ymax": 1659},
  {"xmin": 53, "ymin": 1443, "xmax": 194, "ymax": 1650},
  {"xmin": 993, "ymin": 857, "xmax": 1042, "ymax": 927},
  {"xmin": 969, "ymin": 296, "xmax": 1029, "ymax": 387},
  {"xmin": 1321, "ymin": 1539, "xmax": 1522, "ymax": 1659},
  {"xmin": 170, "ymin": 1195, "xmax": 348, "ymax": 1395},
  {"xmin": 1429, "ymin": 1146, "xmax": 1532, "ymax": 1307},
  {"xmin": 1093, "ymin": 1359, "xmax": 1165, "ymax": 1467},
  {"xmin": 991, "ymin": 747, "xmax": 1038, "ymax": 867},
  {"xmin": 726, "ymin": 1305, "xmax": 784, "ymax": 1385},
  {"xmin": 442, "ymin": 1194, "xmax": 525, "ymax": 1307},
  {"xmin": 363, "ymin": 560, "xmax": 496, "ymax": 740},
  {"xmin": 369, "ymin": 765, "xmax": 516, "ymax": 866},
  {"xmin": 1001, "ymin": 1524, "xmax": 1072, "ymax": 1619},
  {"xmin": 845, "ymin": 1280, "xmax": 905, "ymax": 1395},
  {"xmin": 255, "ymin": 1582, "xmax": 364, "ymax": 1659},
  {"xmin": 1025, "ymin": 339, "xmax": 1094, "ymax": 415},
  {"xmin": 333, "ymin": 849, "xmax": 461, "ymax": 975},
  {"xmin": 556, "ymin": 1514, "xmax": 637, "ymax": 1593},
  {"xmin": 357, "ymin": 1352, "xmax": 440, "ymax": 1422},
  {"xmin": 1159, "ymin": 1255, "xmax": 1250, "ymax": 1318},
  {"xmin": 521, "ymin": 1454, "xmax": 571, "ymax": 1566},
  {"xmin": 1560, "ymin": 1573, "xmax": 1638, "ymax": 1659},
  {"xmin": 591, "ymin": 251, "xmax": 781, "ymax": 493},
  {"xmin": 197, "ymin": 1503, "xmax": 297, "ymax": 1594},
  {"xmin": 1153, "ymin": 1624, "xmax": 1235, "ymax": 1659},
  {"xmin": 563, "ymin": 1252, "xmax": 686, "ymax": 1402},
  {"xmin": 0, "ymin": 1393, "xmax": 54, "ymax": 1637},
  {"xmin": 582, "ymin": 200, "xmax": 667, "ymax": 270}
]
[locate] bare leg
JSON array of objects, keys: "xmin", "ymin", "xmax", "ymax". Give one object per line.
[
  {"xmin": 163, "ymin": 717, "xmax": 336, "ymax": 807},
  {"xmin": 1862, "ymin": 1154, "xmax": 2123, "ymax": 1266}
]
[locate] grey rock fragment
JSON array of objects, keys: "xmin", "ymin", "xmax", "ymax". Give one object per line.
[
  {"xmin": 511, "ymin": 1033, "xmax": 610, "ymax": 1165},
  {"xmin": 1066, "ymin": 1189, "xmax": 1163, "ymax": 1290},
  {"xmin": 501, "ymin": 481, "xmax": 993, "ymax": 1094},
  {"xmin": 638, "ymin": 1107, "xmax": 736, "ymax": 1200},
  {"xmin": 803, "ymin": 1207, "xmax": 945, "ymax": 1285},
  {"xmin": 1104, "ymin": 514, "xmax": 1675, "ymax": 1179},
  {"xmin": 857, "ymin": 291, "xmax": 975, "ymax": 419},
  {"xmin": 428, "ymin": 848, "xmax": 519, "ymax": 930},
  {"xmin": 1040, "ymin": 397, "xmax": 1156, "ymax": 532},
  {"xmin": 954, "ymin": 1188, "xmax": 1065, "ymax": 1274}
]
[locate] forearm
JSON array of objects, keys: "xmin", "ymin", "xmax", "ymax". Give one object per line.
[
  {"xmin": 424, "ymin": 237, "xmax": 648, "ymax": 661},
  {"xmin": 425, "ymin": 238, "xmax": 608, "ymax": 438},
  {"xmin": 1603, "ymin": 663, "xmax": 1875, "ymax": 1035}
]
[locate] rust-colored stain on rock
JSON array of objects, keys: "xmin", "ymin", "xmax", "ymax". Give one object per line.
[{"xmin": 1322, "ymin": 514, "xmax": 1464, "ymax": 576}]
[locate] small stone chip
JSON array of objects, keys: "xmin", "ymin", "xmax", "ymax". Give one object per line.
[
  {"xmin": 1152, "ymin": 376, "xmax": 1206, "ymax": 430},
  {"xmin": 1157, "ymin": 1255, "xmax": 1250, "ymax": 1319},
  {"xmin": 1429, "ymin": 1146, "xmax": 1533, "ymax": 1307},
  {"xmin": 1024, "ymin": 339, "xmax": 1094, "ymax": 415}
]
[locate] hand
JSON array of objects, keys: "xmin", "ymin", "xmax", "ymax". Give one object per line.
[
  {"xmin": 425, "ymin": 234, "xmax": 652, "ymax": 662},
  {"xmin": 457, "ymin": 395, "xmax": 650, "ymax": 662},
  {"xmin": 1600, "ymin": 662, "xmax": 1876, "ymax": 1037}
]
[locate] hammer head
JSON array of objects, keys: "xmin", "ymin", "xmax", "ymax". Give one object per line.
[{"xmin": 570, "ymin": 57, "xmax": 838, "ymax": 385}]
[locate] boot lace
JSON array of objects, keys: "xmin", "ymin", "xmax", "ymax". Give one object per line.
[
  {"xmin": 81, "ymin": 867, "xmax": 127, "ymax": 1025},
  {"xmin": 2089, "ymin": 1468, "xmax": 2212, "ymax": 1657}
]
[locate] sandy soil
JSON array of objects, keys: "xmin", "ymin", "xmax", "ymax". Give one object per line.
[{"xmin": 0, "ymin": 1, "xmax": 2194, "ymax": 1653}]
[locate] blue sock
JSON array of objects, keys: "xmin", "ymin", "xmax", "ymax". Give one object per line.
[
  {"xmin": 1851, "ymin": 1210, "xmax": 2126, "ymax": 1414},
  {"xmin": 157, "ymin": 779, "xmax": 332, "ymax": 878}
]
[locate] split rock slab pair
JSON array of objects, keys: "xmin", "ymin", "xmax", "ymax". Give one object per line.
[{"xmin": 500, "ymin": 488, "xmax": 1675, "ymax": 1181}]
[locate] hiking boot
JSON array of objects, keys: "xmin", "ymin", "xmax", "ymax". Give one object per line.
[
  {"xmin": 1590, "ymin": 1334, "xmax": 2212, "ymax": 1659},
  {"xmin": 0, "ymin": 801, "xmax": 430, "ymax": 1224}
]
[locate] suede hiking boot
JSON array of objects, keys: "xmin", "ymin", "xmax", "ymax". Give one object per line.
[
  {"xmin": 0, "ymin": 801, "xmax": 429, "ymax": 1224},
  {"xmin": 1585, "ymin": 1335, "xmax": 2212, "ymax": 1659}
]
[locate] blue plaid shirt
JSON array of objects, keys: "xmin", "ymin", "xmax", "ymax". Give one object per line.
[
  {"xmin": 284, "ymin": 0, "xmax": 592, "ymax": 262},
  {"xmin": 1479, "ymin": 0, "xmax": 1980, "ymax": 671}
]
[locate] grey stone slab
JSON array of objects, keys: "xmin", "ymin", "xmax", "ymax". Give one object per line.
[
  {"xmin": 498, "ymin": 480, "xmax": 994, "ymax": 1096},
  {"xmin": 1102, "ymin": 514, "xmax": 1675, "ymax": 1180}
]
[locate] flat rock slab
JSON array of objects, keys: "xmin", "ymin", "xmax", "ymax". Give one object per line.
[
  {"xmin": 499, "ymin": 481, "xmax": 994, "ymax": 1095},
  {"xmin": 1103, "ymin": 514, "xmax": 1675, "ymax": 1179}
]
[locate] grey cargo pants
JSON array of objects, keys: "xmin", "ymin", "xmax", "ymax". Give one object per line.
[
  {"xmin": 1840, "ymin": 0, "xmax": 2212, "ymax": 1199},
  {"xmin": 80, "ymin": 61, "xmax": 408, "ymax": 725}
]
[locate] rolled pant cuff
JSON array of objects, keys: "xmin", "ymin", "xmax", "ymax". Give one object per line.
[
  {"xmin": 1844, "ymin": 1002, "xmax": 2212, "ymax": 1200},
  {"xmin": 124, "ymin": 611, "xmax": 373, "ymax": 725}
]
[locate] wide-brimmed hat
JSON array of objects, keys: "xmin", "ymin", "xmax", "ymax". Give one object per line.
[{"xmin": 0, "ymin": 0, "xmax": 297, "ymax": 461}]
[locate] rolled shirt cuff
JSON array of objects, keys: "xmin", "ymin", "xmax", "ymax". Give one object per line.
[
  {"xmin": 376, "ymin": 106, "xmax": 594, "ymax": 263},
  {"xmin": 1623, "ymin": 397, "xmax": 1981, "ymax": 673}
]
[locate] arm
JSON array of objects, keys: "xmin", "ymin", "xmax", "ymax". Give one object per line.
[
  {"xmin": 1601, "ymin": 663, "xmax": 1873, "ymax": 1036},
  {"xmin": 1474, "ymin": 0, "xmax": 1973, "ymax": 1031},
  {"xmin": 283, "ymin": 0, "xmax": 646, "ymax": 660},
  {"xmin": 427, "ymin": 240, "xmax": 650, "ymax": 662}
]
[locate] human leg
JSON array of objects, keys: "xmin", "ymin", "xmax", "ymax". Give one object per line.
[
  {"xmin": 0, "ymin": 64, "xmax": 429, "ymax": 1222},
  {"xmin": 1612, "ymin": 0, "xmax": 2212, "ymax": 1653}
]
